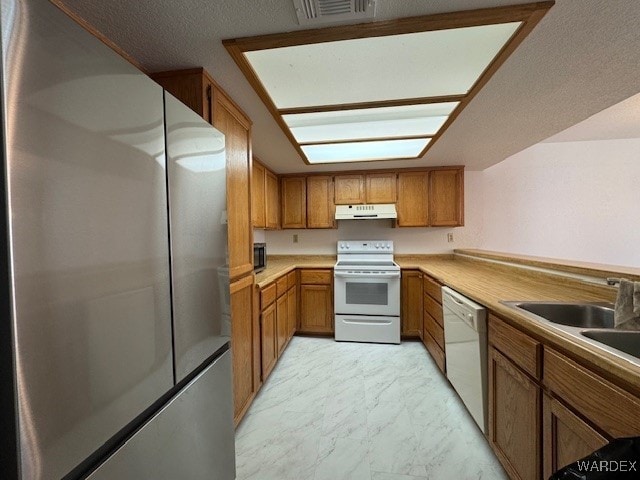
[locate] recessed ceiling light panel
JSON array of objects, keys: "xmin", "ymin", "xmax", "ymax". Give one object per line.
[
  {"xmin": 302, "ymin": 138, "xmax": 430, "ymax": 163},
  {"xmin": 284, "ymin": 102, "xmax": 458, "ymax": 142},
  {"xmin": 224, "ymin": 3, "xmax": 554, "ymax": 165}
]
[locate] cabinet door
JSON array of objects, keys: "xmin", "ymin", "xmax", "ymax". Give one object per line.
[
  {"xmin": 543, "ymin": 394, "xmax": 608, "ymax": 479},
  {"xmin": 334, "ymin": 175, "xmax": 365, "ymax": 205},
  {"xmin": 281, "ymin": 177, "xmax": 307, "ymax": 228},
  {"xmin": 287, "ymin": 287, "xmax": 297, "ymax": 339},
  {"xmin": 397, "ymin": 172, "xmax": 429, "ymax": 226},
  {"xmin": 307, "ymin": 176, "xmax": 335, "ymax": 228},
  {"xmin": 430, "ymin": 168, "xmax": 463, "ymax": 226},
  {"xmin": 265, "ymin": 170, "xmax": 279, "ymax": 229},
  {"xmin": 252, "ymin": 161, "xmax": 266, "ymax": 228},
  {"xmin": 230, "ymin": 276, "xmax": 255, "ymax": 424},
  {"xmin": 261, "ymin": 302, "xmax": 277, "ymax": 381},
  {"xmin": 401, "ymin": 270, "xmax": 423, "ymax": 337},
  {"xmin": 276, "ymin": 294, "xmax": 288, "ymax": 356},
  {"xmin": 489, "ymin": 346, "xmax": 541, "ymax": 480},
  {"xmin": 366, "ymin": 173, "xmax": 397, "ymax": 204},
  {"xmin": 213, "ymin": 90, "xmax": 253, "ymax": 280},
  {"xmin": 300, "ymin": 285, "xmax": 333, "ymax": 334}
]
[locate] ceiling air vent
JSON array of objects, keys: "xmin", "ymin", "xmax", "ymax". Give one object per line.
[{"xmin": 294, "ymin": 0, "xmax": 376, "ymax": 26}]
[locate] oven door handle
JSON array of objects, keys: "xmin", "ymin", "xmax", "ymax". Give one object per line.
[{"xmin": 334, "ymin": 271, "xmax": 400, "ymax": 279}]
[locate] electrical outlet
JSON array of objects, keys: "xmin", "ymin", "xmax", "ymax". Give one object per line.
[
  {"xmin": 293, "ymin": 234, "xmax": 298, "ymax": 243},
  {"xmin": 447, "ymin": 233, "xmax": 454, "ymax": 243}
]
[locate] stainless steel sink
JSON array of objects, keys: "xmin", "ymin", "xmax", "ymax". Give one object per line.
[
  {"xmin": 581, "ymin": 330, "xmax": 640, "ymax": 359},
  {"xmin": 503, "ymin": 301, "xmax": 614, "ymax": 328},
  {"xmin": 501, "ymin": 301, "xmax": 640, "ymax": 365}
]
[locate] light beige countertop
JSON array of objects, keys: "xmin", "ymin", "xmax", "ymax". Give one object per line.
[
  {"xmin": 396, "ymin": 254, "xmax": 640, "ymax": 393},
  {"xmin": 256, "ymin": 252, "xmax": 640, "ymax": 393}
]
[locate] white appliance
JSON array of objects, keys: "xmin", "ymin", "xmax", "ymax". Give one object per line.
[
  {"xmin": 335, "ymin": 204, "xmax": 397, "ymax": 220},
  {"xmin": 334, "ymin": 240, "xmax": 401, "ymax": 344},
  {"xmin": 442, "ymin": 286, "xmax": 488, "ymax": 434}
]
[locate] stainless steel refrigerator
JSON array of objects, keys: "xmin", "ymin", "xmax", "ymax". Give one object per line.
[{"xmin": 0, "ymin": 0, "xmax": 235, "ymax": 478}]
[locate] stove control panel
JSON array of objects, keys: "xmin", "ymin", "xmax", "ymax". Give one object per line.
[{"xmin": 337, "ymin": 240, "xmax": 393, "ymax": 253}]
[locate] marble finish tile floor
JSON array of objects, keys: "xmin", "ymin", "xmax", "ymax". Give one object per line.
[{"xmin": 235, "ymin": 337, "xmax": 508, "ymax": 480}]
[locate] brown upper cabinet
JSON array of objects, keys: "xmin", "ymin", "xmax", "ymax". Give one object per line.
[
  {"xmin": 396, "ymin": 168, "xmax": 464, "ymax": 227},
  {"xmin": 430, "ymin": 169, "xmax": 464, "ymax": 226},
  {"xmin": 265, "ymin": 169, "xmax": 279, "ymax": 229},
  {"xmin": 281, "ymin": 177, "xmax": 307, "ymax": 229},
  {"xmin": 366, "ymin": 173, "xmax": 397, "ymax": 204},
  {"xmin": 397, "ymin": 171, "xmax": 429, "ymax": 227},
  {"xmin": 252, "ymin": 161, "xmax": 266, "ymax": 228},
  {"xmin": 334, "ymin": 175, "xmax": 365, "ymax": 205},
  {"xmin": 153, "ymin": 67, "xmax": 254, "ymax": 280},
  {"xmin": 306, "ymin": 176, "xmax": 335, "ymax": 229},
  {"xmin": 251, "ymin": 158, "xmax": 279, "ymax": 230}
]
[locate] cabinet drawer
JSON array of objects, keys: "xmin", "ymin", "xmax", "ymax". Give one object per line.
[
  {"xmin": 424, "ymin": 309, "xmax": 444, "ymax": 349},
  {"xmin": 424, "ymin": 293, "xmax": 443, "ymax": 327},
  {"xmin": 488, "ymin": 314, "xmax": 540, "ymax": 379},
  {"xmin": 260, "ymin": 283, "xmax": 277, "ymax": 309},
  {"xmin": 544, "ymin": 347, "xmax": 640, "ymax": 438},
  {"xmin": 276, "ymin": 276, "xmax": 288, "ymax": 298},
  {"xmin": 423, "ymin": 275, "xmax": 442, "ymax": 304},
  {"xmin": 423, "ymin": 332, "xmax": 445, "ymax": 374},
  {"xmin": 300, "ymin": 269, "xmax": 332, "ymax": 285},
  {"xmin": 287, "ymin": 270, "xmax": 297, "ymax": 289}
]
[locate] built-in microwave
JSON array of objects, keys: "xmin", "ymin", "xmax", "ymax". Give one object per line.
[{"xmin": 253, "ymin": 243, "xmax": 266, "ymax": 273}]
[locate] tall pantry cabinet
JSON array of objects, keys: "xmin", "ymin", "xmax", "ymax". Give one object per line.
[{"xmin": 152, "ymin": 68, "xmax": 256, "ymax": 425}]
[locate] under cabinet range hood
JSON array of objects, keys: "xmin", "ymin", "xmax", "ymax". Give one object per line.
[{"xmin": 335, "ymin": 204, "xmax": 397, "ymax": 220}]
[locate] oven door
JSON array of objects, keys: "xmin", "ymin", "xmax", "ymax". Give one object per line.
[{"xmin": 334, "ymin": 271, "xmax": 400, "ymax": 317}]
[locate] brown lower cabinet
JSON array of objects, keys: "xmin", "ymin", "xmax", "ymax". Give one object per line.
[
  {"xmin": 488, "ymin": 313, "xmax": 640, "ymax": 480},
  {"xmin": 258, "ymin": 271, "xmax": 298, "ymax": 387},
  {"xmin": 401, "ymin": 270, "xmax": 422, "ymax": 338},
  {"xmin": 421, "ymin": 273, "xmax": 445, "ymax": 373},
  {"xmin": 488, "ymin": 345, "xmax": 541, "ymax": 480},
  {"xmin": 299, "ymin": 269, "xmax": 333, "ymax": 334},
  {"xmin": 542, "ymin": 394, "xmax": 607, "ymax": 479},
  {"xmin": 230, "ymin": 275, "xmax": 256, "ymax": 426}
]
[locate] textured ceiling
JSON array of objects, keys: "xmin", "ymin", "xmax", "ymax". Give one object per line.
[
  {"xmin": 59, "ymin": 0, "xmax": 640, "ymax": 172},
  {"xmin": 543, "ymin": 92, "xmax": 640, "ymax": 143}
]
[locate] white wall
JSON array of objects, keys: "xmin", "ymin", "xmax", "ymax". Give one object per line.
[
  {"xmin": 480, "ymin": 138, "xmax": 640, "ymax": 267},
  {"xmin": 264, "ymin": 172, "xmax": 484, "ymax": 255}
]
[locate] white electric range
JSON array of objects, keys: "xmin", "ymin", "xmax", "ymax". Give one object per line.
[{"xmin": 334, "ymin": 240, "xmax": 401, "ymax": 344}]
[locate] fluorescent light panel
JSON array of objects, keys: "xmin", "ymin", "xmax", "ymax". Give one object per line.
[
  {"xmin": 284, "ymin": 102, "xmax": 458, "ymax": 143},
  {"xmin": 245, "ymin": 22, "xmax": 521, "ymax": 108},
  {"xmin": 302, "ymin": 138, "xmax": 430, "ymax": 164}
]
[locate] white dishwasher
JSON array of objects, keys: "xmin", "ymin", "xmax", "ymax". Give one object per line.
[{"xmin": 442, "ymin": 286, "xmax": 488, "ymax": 434}]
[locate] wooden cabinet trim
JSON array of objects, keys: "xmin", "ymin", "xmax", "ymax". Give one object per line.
[
  {"xmin": 489, "ymin": 314, "xmax": 541, "ymax": 379},
  {"xmin": 544, "ymin": 347, "xmax": 640, "ymax": 438}
]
